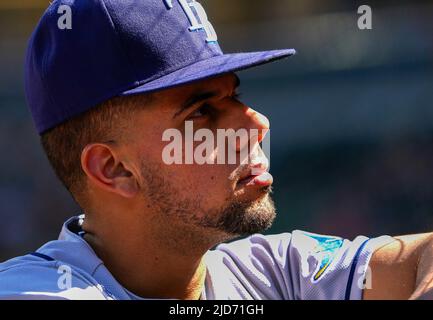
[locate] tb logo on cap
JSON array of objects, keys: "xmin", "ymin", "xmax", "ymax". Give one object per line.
[{"xmin": 164, "ymin": 0, "xmax": 218, "ymax": 43}]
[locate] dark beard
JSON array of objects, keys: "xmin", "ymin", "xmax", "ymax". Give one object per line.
[
  {"xmin": 198, "ymin": 189, "xmax": 276, "ymax": 236},
  {"xmin": 140, "ymin": 162, "xmax": 276, "ymax": 238}
]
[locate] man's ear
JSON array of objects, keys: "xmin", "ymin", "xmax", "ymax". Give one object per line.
[{"xmin": 81, "ymin": 143, "xmax": 139, "ymax": 198}]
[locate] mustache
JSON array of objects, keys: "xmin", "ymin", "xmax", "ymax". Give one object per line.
[{"xmin": 229, "ymin": 154, "xmax": 270, "ymax": 182}]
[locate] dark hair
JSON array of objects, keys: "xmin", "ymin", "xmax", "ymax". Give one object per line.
[{"xmin": 40, "ymin": 94, "xmax": 152, "ymax": 204}]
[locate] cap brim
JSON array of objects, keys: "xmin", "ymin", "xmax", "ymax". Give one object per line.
[{"xmin": 120, "ymin": 49, "xmax": 296, "ymax": 96}]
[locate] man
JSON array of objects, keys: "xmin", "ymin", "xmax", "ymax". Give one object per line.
[{"xmin": 0, "ymin": 0, "xmax": 432, "ymax": 300}]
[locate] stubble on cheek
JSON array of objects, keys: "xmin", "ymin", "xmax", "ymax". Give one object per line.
[{"xmin": 139, "ymin": 158, "xmax": 276, "ymax": 241}]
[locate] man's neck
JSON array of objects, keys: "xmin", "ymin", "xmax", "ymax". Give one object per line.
[{"xmin": 81, "ymin": 214, "xmax": 212, "ymax": 300}]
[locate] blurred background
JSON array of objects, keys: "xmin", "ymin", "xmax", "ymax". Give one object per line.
[{"xmin": 0, "ymin": 0, "xmax": 432, "ymax": 261}]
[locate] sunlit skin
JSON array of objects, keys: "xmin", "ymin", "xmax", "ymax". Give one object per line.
[{"xmin": 79, "ymin": 73, "xmax": 275, "ymax": 299}]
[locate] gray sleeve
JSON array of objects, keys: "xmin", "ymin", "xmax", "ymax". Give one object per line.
[{"xmin": 214, "ymin": 231, "xmax": 395, "ymax": 300}]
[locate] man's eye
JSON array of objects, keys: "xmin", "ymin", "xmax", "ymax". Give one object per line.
[
  {"xmin": 189, "ymin": 104, "xmax": 211, "ymax": 119},
  {"xmin": 232, "ymin": 92, "xmax": 242, "ymax": 101}
]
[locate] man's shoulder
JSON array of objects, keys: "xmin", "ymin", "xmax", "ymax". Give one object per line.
[
  {"xmin": 203, "ymin": 232, "xmax": 296, "ymax": 299},
  {"xmin": 205, "ymin": 232, "xmax": 294, "ymax": 275},
  {"xmin": 0, "ymin": 246, "xmax": 109, "ymax": 300},
  {"xmin": 205, "ymin": 230, "xmax": 394, "ymax": 300}
]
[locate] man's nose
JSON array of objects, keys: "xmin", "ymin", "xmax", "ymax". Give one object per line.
[
  {"xmin": 245, "ymin": 107, "xmax": 270, "ymax": 143},
  {"xmin": 232, "ymin": 106, "xmax": 270, "ymax": 153}
]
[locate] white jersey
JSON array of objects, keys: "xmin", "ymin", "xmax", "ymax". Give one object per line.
[{"xmin": 0, "ymin": 216, "xmax": 394, "ymax": 300}]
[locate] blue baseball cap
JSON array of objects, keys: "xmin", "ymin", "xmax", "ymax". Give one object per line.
[{"xmin": 25, "ymin": 0, "xmax": 296, "ymax": 134}]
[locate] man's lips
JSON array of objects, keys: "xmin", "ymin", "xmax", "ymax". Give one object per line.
[{"xmin": 237, "ymin": 164, "xmax": 273, "ymax": 187}]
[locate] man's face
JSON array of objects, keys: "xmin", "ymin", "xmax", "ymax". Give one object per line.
[{"xmin": 123, "ymin": 73, "xmax": 275, "ymax": 239}]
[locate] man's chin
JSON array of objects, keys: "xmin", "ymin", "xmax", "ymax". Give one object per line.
[{"xmin": 212, "ymin": 193, "xmax": 276, "ymax": 236}]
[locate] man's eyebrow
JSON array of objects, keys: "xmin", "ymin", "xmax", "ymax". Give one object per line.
[
  {"xmin": 173, "ymin": 91, "xmax": 219, "ymax": 119},
  {"xmin": 173, "ymin": 75, "xmax": 241, "ymax": 119}
]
